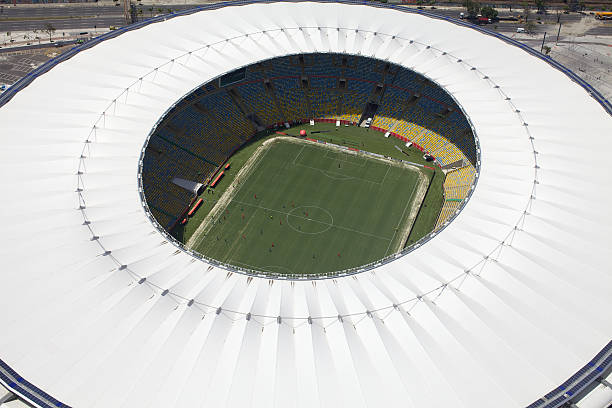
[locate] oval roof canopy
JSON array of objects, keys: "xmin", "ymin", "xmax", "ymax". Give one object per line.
[{"xmin": 0, "ymin": 2, "xmax": 611, "ymax": 408}]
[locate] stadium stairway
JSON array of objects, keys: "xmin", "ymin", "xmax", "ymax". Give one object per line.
[
  {"xmin": 226, "ymin": 88, "xmax": 265, "ymax": 130},
  {"xmin": 265, "ymin": 80, "xmax": 287, "ymax": 122},
  {"xmin": 141, "ymin": 52, "xmax": 479, "ymax": 233}
]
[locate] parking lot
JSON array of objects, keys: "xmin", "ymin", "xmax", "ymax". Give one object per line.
[{"xmin": 0, "ymin": 47, "xmax": 67, "ymax": 89}]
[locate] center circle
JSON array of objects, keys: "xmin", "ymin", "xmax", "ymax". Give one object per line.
[
  {"xmin": 286, "ymin": 205, "xmax": 334, "ymax": 235},
  {"xmin": 140, "ymin": 52, "xmax": 479, "ymax": 278}
]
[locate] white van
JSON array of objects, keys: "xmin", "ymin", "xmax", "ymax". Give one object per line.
[{"xmin": 516, "ymin": 27, "xmax": 525, "ymax": 33}]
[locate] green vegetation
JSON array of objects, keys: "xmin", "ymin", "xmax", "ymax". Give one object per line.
[
  {"xmin": 481, "ymin": 5, "xmax": 499, "ymax": 19},
  {"xmin": 43, "ymin": 23, "xmax": 55, "ymax": 42},
  {"xmin": 463, "ymin": 0, "xmax": 481, "ymax": 18},
  {"xmin": 191, "ymin": 140, "xmax": 424, "ymax": 275},
  {"xmin": 406, "ymin": 164, "xmax": 444, "ymax": 247},
  {"xmin": 535, "ymin": 0, "xmax": 547, "ymax": 14},
  {"xmin": 175, "ymin": 123, "xmax": 446, "ymax": 276}
]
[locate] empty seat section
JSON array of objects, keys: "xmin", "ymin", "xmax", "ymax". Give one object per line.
[
  {"xmin": 346, "ymin": 56, "xmax": 382, "ymax": 83},
  {"xmin": 434, "ymin": 165, "xmax": 476, "ymax": 229},
  {"xmin": 273, "ymin": 77, "xmax": 308, "ymax": 121},
  {"xmin": 338, "ymin": 79, "xmax": 370, "ymax": 122},
  {"xmin": 141, "ymin": 53, "xmax": 478, "ymax": 231},
  {"xmin": 372, "ymin": 85, "xmax": 412, "ymax": 130},
  {"xmin": 238, "ymin": 81, "xmax": 284, "ymax": 125},
  {"xmin": 308, "ymin": 88, "xmax": 338, "ymax": 118}
]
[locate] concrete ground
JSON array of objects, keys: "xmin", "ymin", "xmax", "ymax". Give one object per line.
[{"xmin": 0, "ymin": 45, "xmax": 71, "ymax": 85}]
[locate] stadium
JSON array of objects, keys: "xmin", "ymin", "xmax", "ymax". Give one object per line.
[
  {"xmin": 142, "ymin": 51, "xmax": 478, "ymax": 277},
  {"xmin": 0, "ymin": 1, "xmax": 611, "ymax": 408}
]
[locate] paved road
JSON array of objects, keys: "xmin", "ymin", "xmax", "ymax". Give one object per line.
[
  {"xmin": 0, "ymin": 2, "xmax": 592, "ymax": 34},
  {"xmin": 0, "ymin": 39, "xmax": 76, "ymax": 53},
  {"xmin": 405, "ymin": 6, "xmax": 582, "ymax": 22},
  {"xmin": 370, "ymin": 7, "xmax": 583, "ymax": 35},
  {"xmin": 0, "ymin": 4, "xmax": 124, "ymax": 31},
  {"xmin": 0, "ymin": 5, "xmax": 121, "ymax": 17},
  {"xmin": 1, "ymin": 16, "xmax": 124, "ymax": 31},
  {"xmin": 586, "ymin": 24, "xmax": 612, "ymax": 36}
]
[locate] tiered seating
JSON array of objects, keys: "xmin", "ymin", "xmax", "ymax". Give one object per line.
[
  {"xmin": 420, "ymin": 81, "xmax": 454, "ymax": 107},
  {"xmin": 304, "ymin": 55, "xmax": 338, "ymax": 77},
  {"xmin": 434, "ymin": 200, "xmax": 462, "ymax": 229},
  {"xmin": 444, "ymin": 166, "xmax": 475, "ymax": 200},
  {"xmin": 373, "ymin": 79, "xmax": 476, "ymax": 167},
  {"xmin": 346, "ymin": 56, "xmax": 383, "ymax": 83},
  {"xmin": 372, "ymin": 86, "xmax": 411, "ymax": 129},
  {"xmin": 237, "ymin": 81, "xmax": 284, "ymax": 125},
  {"xmin": 142, "ymin": 88, "xmax": 256, "ymax": 229},
  {"xmin": 388, "ymin": 103, "xmax": 431, "ymax": 141},
  {"xmin": 245, "ymin": 66, "xmax": 267, "ymax": 82},
  {"xmin": 141, "ymin": 144, "xmax": 201, "ymax": 229},
  {"xmin": 269, "ymin": 56, "xmax": 299, "ymax": 77},
  {"xmin": 308, "ymin": 88, "xmax": 338, "ymax": 118},
  {"xmin": 142, "ymin": 52, "xmax": 478, "ymax": 231},
  {"xmin": 434, "ymin": 165, "xmax": 476, "ymax": 229},
  {"xmin": 273, "ymin": 77, "xmax": 308, "ymax": 121},
  {"xmin": 337, "ymin": 79, "xmax": 371, "ymax": 122},
  {"xmin": 309, "ymin": 76, "xmax": 336, "ymax": 89},
  {"xmin": 196, "ymin": 92, "xmax": 255, "ymax": 140}
]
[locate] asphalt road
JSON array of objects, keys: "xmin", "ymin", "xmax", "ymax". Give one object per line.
[
  {"xmin": 1, "ymin": 16, "xmax": 125, "ymax": 31},
  {"xmin": 404, "ymin": 6, "xmax": 583, "ymax": 21},
  {"xmin": 0, "ymin": 4, "xmax": 124, "ymax": 31},
  {"xmin": 0, "ymin": 5, "xmax": 120, "ymax": 17},
  {"xmin": 0, "ymin": 39, "xmax": 76, "ymax": 53},
  {"xmin": 0, "ymin": 3, "xmax": 608, "ymax": 43},
  {"xmin": 0, "ymin": 2, "xmax": 592, "ymax": 33},
  {"xmin": 586, "ymin": 24, "xmax": 612, "ymax": 35}
]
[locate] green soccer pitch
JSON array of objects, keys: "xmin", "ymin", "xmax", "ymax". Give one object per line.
[{"xmin": 180, "ymin": 124, "xmax": 444, "ymax": 277}]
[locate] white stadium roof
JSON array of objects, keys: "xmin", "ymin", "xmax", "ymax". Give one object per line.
[{"xmin": 0, "ymin": 1, "xmax": 611, "ymax": 408}]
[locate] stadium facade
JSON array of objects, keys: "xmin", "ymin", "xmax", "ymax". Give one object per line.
[{"xmin": 0, "ymin": 1, "xmax": 611, "ymax": 408}]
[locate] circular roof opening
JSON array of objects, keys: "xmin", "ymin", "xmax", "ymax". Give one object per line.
[{"xmin": 140, "ymin": 52, "xmax": 479, "ymax": 278}]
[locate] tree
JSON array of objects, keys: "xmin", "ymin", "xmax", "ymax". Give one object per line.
[
  {"xmin": 535, "ymin": 0, "xmax": 546, "ymax": 13},
  {"xmin": 43, "ymin": 23, "xmax": 56, "ymax": 42},
  {"xmin": 523, "ymin": 2, "xmax": 532, "ymax": 21},
  {"xmin": 525, "ymin": 19, "xmax": 537, "ymax": 33},
  {"xmin": 481, "ymin": 5, "xmax": 498, "ymax": 19},
  {"xmin": 463, "ymin": 0, "xmax": 480, "ymax": 18}
]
